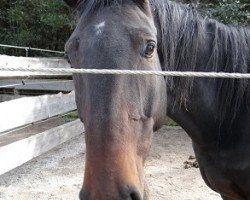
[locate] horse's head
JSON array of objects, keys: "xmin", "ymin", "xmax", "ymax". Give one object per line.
[{"xmin": 64, "ymin": 0, "xmax": 166, "ymax": 199}]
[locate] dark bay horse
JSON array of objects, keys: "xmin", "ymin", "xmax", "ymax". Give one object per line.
[{"xmin": 63, "ymin": 0, "xmax": 250, "ymax": 199}]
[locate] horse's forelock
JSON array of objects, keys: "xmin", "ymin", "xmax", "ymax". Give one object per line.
[
  {"xmin": 74, "ymin": 0, "xmax": 152, "ymax": 18},
  {"xmin": 131, "ymin": 0, "xmax": 151, "ymax": 15}
]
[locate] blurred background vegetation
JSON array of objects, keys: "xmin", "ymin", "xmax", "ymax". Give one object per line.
[
  {"xmin": 0, "ymin": 0, "xmax": 249, "ymax": 57},
  {"xmin": 0, "ymin": 0, "xmax": 73, "ymax": 56},
  {"xmin": 181, "ymin": 0, "xmax": 249, "ymax": 26}
]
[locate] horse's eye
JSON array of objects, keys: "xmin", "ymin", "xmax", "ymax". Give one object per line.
[{"xmin": 144, "ymin": 41, "xmax": 156, "ymax": 58}]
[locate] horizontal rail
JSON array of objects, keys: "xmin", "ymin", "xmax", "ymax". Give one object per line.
[
  {"xmin": 0, "ymin": 79, "xmax": 74, "ymax": 91},
  {"xmin": 0, "ymin": 119, "xmax": 84, "ymax": 175},
  {"xmin": 0, "ymin": 75, "xmax": 72, "ymax": 80},
  {"xmin": 0, "ymin": 91, "xmax": 76, "ymax": 133},
  {"xmin": 0, "ymin": 44, "xmax": 64, "ymax": 54},
  {"xmin": 0, "ymin": 79, "xmax": 72, "ymax": 88},
  {"xmin": 0, "ymin": 55, "xmax": 71, "ymax": 78},
  {"xmin": 0, "ymin": 66, "xmax": 250, "ymax": 79}
]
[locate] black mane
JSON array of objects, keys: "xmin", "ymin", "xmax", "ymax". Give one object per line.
[{"xmin": 151, "ymin": 0, "xmax": 250, "ymax": 123}]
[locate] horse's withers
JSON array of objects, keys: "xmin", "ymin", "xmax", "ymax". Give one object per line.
[{"xmin": 64, "ymin": 0, "xmax": 167, "ymax": 199}]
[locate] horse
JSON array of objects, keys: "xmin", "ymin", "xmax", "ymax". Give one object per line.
[{"xmin": 63, "ymin": 0, "xmax": 250, "ymax": 199}]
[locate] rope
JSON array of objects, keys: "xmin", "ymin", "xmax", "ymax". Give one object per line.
[
  {"xmin": 0, "ymin": 44, "xmax": 64, "ymax": 54},
  {"xmin": 1, "ymin": 66, "xmax": 250, "ymax": 79}
]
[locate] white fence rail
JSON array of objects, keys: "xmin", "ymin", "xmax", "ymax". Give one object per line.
[
  {"xmin": 0, "ymin": 55, "xmax": 70, "ymax": 78},
  {"xmin": 0, "ymin": 92, "xmax": 76, "ymax": 133},
  {"xmin": 0, "ymin": 55, "xmax": 84, "ymax": 176}
]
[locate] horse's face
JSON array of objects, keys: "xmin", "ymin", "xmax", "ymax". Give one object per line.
[{"xmin": 64, "ymin": 0, "xmax": 166, "ymax": 199}]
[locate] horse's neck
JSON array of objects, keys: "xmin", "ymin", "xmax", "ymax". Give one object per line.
[
  {"xmin": 166, "ymin": 81, "xmax": 220, "ymax": 148},
  {"xmin": 154, "ymin": 0, "xmax": 250, "ymax": 109},
  {"xmin": 158, "ymin": 0, "xmax": 250, "ymax": 148}
]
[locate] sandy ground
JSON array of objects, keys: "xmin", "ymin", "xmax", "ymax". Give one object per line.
[{"xmin": 0, "ymin": 126, "xmax": 221, "ymax": 200}]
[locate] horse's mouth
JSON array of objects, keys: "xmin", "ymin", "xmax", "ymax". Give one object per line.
[{"xmin": 79, "ymin": 188, "xmax": 149, "ymax": 200}]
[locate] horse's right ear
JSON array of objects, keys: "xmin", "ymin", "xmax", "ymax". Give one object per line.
[
  {"xmin": 132, "ymin": 0, "xmax": 151, "ymax": 15},
  {"xmin": 63, "ymin": 0, "xmax": 80, "ymax": 8}
]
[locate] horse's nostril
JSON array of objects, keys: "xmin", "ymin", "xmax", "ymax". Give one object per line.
[
  {"xmin": 121, "ymin": 186, "xmax": 142, "ymax": 200},
  {"xmin": 79, "ymin": 189, "xmax": 88, "ymax": 200},
  {"xmin": 129, "ymin": 190, "xmax": 142, "ymax": 200}
]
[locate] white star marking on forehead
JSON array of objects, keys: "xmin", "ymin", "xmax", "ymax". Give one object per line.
[{"xmin": 95, "ymin": 21, "xmax": 105, "ymax": 36}]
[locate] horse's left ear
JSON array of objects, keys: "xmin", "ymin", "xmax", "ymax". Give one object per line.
[
  {"xmin": 63, "ymin": 0, "xmax": 81, "ymax": 8},
  {"xmin": 132, "ymin": 0, "xmax": 151, "ymax": 15}
]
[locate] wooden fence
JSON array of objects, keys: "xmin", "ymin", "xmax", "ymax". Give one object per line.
[{"xmin": 0, "ymin": 55, "xmax": 84, "ymax": 175}]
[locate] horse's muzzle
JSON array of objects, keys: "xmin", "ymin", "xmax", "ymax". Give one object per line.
[{"xmin": 79, "ymin": 187, "xmax": 143, "ymax": 200}]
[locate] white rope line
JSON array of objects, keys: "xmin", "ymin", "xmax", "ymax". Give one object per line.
[
  {"xmin": 0, "ymin": 44, "xmax": 64, "ymax": 54},
  {"xmin": 0, "ymin": 66, "xmax": 250, "ymax": 79}
]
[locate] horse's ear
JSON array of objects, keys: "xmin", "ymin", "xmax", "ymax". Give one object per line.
[
  {"xmin": 132, "ymin": 0, "xmax": 151, "ymax": 15},
  {"xmin": 63, "ymin": 0, "xmax": 80, "ymax": 8}
]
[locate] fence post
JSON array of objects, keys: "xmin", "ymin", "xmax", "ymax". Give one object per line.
[{"xmin": 25, "ymin": 47, "xmax": 29, "ymax": 57}]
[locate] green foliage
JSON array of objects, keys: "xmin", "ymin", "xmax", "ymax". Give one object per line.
[
  {"xmin": 179, "ymin": 0, "xmax": 250, "ymax": 26},
  {"xmin": 66, "ymin": 111, "xmax": 79, "ymax": 119},
  {"xmin": 165, "ymin": 118, "xmax": 178, "ymax": 126},
  {"xmin": 201, "ymin": 0, "xmax": 250, "ymax": 26},
  {"xmin": 0, "ymin": 0, "xmax": 73, "ymax": 57}
]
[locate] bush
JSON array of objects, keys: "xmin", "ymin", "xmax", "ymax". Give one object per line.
[
  {"xmin": 179, "ymin": 0, "xmax": 249, "ymax": 26},
  {"xmin": 201, "ymin": 0, "xmax": 249, "ymax": 26},
  {"xmin": 0, "ymin": 0, "xmax": 74, "ymax": 57}
]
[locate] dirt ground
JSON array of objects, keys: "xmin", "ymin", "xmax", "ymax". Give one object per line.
[{"xmin": 0, "ymin": 126, "xmax": 221, "ymax": 200}]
